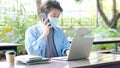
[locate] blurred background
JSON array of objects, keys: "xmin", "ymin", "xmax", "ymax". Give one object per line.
[{"xmin": 0, "ymin": 0, "xmax": 120, "ymax": 58}]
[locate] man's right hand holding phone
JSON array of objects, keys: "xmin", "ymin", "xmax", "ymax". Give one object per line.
[{"xmin": 40, "ymin": 18, "xmax": 51, "ymax": 39}]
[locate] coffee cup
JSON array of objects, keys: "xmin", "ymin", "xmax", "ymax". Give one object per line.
[{"xmin": 5, "ymin": 51, "xmax": 16, "ymax": 64}]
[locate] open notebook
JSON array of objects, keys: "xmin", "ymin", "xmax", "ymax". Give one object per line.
[{"xmin": 15, "ymin": 55, "xmax": 50, "ymax": 65}]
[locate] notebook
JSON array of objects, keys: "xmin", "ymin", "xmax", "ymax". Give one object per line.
[{"xmin": 15, "ymin": 55, "xmax": 50, "ymax": 65}]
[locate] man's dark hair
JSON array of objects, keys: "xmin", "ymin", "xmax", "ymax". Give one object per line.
[{"xmin": 40, "ymin": 0, "xmax": 63, "ymax": 14}]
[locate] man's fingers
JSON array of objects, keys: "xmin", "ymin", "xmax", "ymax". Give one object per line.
[
  {"xmin": 44, "ymin": 18, "xmax": 49, "ymax": 23},
  {"xmin": 49, "ymin": 26, "xmax": 52, "ymax": 28},
  {"xmin": 46, "ymin": 23, "xmax": 51, "ymax": 26},
  {"xmin": 42, "ymin": 18, "xmax": 45, "ymax": 25},
  {"xmin": 42, "ymin": 18, "xmax": 49, "ymax": 25}
]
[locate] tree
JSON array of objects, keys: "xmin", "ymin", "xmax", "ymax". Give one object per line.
[
  {"xmin": 97, "ymin": 0, "xmax": 120, "ymax": 29},
  {"xmin": 36, "ymin": 0, "xmax": 41, "ymax": 15},
  {"xmin": 75, "ymin": 0, "xmax": 83, "ymax": 3},
  {"xmin": 75, "ymin": 0, "xmax": 120, "ymax": 29}
]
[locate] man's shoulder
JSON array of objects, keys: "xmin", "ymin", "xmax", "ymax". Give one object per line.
[
  {"xmin": 55, "ymin": 26, "xmax": 63, "ymax": 31},
  {"xmin": 26, "ymin": 23, "xmax": 40, "ymax": 32},
  {"xmin": 55, "ymin": 26, "xmax": 65, "ymax": 34}
]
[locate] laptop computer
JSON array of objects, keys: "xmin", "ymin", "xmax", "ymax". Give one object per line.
[{"xmin": 52, "ymin": 37, "xmax": 94, "ymax": 61}]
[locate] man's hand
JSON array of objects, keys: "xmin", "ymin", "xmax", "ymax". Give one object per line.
[
  {"xmin": 65, "ymin": 50, "xmax": 69, "ymax": 56},
  {"xmin": 40, "ymin": 19, "xmax": 51, "ymax": 39}
]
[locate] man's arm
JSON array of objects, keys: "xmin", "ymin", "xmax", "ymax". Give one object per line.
[
  {"xmin": 64, "ymin": 49, "xmax": 70, "ymax": 56},
  {"xmin": 62, "ymin": 34, "xmax": 70, "ymax": 56},
  {"xmin": 25, "ymin": 28, "xmax": 47, "ymax": 56}
]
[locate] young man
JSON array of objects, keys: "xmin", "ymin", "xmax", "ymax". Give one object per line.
[{"xmin": 25, "ymin": 0, "xmax": 70, "ymax": 58}]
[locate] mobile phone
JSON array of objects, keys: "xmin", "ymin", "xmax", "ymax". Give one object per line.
[{"xmin": 40, "ymin": 13, "xmax": 51, "ymax": 26}]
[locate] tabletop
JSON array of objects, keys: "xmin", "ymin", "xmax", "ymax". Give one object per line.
[
  {"xmin": 0, "ymin": 43, "xmax": 22, "ymax": 47},
  {"xmin": 1, "ymin": 52, "xmax": 120, "ymax": 68}
]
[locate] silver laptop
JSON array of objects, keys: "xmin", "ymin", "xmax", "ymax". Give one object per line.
[{"xmin": 52, "ymin": 37, "xmax": 94, "ymax": 61}]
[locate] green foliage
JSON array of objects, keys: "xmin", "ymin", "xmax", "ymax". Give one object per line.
[
  {"xmin": 0, "ymin": 0, "xmax": 39, "ymax": 55},
  {"xmin": 1, "ymin": 0, "xmax": 120, "ymax": 54},
  {"xmin": 75, "ymin": 0, "xmax": 83, "ymax": 3},
  {"xmin": 88, "ymin": 24, "xmax": 120, "ymax": 51},
  {"xmin": 88, "ymin": 24, "xmax": 120, "ymax": 38},
  {"xmin": 0, "ymin": 14, "xmax": 39, "ymax": 55},
  {"xmin": 92, "ymin": 44, "xmax": 115, "ymax": 51},
  {"xmin": 0, "ymin": 14, "xmax": 38, "ymax": 43}
]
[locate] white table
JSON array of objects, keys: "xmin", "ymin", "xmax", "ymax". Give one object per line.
[{"xmin": 0, "ymin": 43, "xmax": 22, "ymax": 52}]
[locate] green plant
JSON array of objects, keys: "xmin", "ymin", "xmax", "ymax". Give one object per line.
[
  {"xmin": 0, "ymin": 0, "xmax": 39, "ymax": 55},
  {"xmin": 88, "ymin": 24, "xmax": 120, "ymax": 38},
  {"xmin": 88, "ymin": 24, "xmax": 120, "ymax": 50}
]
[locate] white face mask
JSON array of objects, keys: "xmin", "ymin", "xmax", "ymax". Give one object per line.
[{"xmin": 48, "ymin": 17, "xmax": 59, "ymax": 28}]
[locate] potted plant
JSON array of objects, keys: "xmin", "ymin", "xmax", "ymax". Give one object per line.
[{"xmin": 99, "ymin": 44, "xmax": 107, "ymax": 50}]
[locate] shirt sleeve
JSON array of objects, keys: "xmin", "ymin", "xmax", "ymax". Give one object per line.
[
  {"xmin": 25, "ymin": 28, "xmax": 47, "ymax": 56},
  {"xmin": 62, "ymin": 34, "xmax": 70, "ymax": 56}
]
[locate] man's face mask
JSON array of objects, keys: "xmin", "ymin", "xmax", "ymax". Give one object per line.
[{"xmin": 49, "ymin": 17, "xmax": 59, "ymax": 28}]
